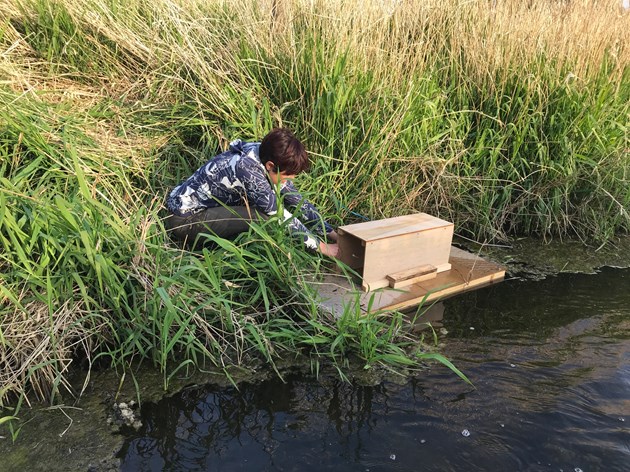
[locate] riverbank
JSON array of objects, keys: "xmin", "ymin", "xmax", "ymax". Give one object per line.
[{"xmin": 1, "ymin": 0, "xmax": 628, "ymax": 435}]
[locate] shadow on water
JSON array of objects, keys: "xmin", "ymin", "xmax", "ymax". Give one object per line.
[{"xmin": 119, "ymin": 267, "xmax": 630, "ymax": 471}]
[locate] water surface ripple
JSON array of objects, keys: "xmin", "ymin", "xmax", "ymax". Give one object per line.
[{"xmin": 119, "ymin": 267, "xmax": 630, "ymax": 471}]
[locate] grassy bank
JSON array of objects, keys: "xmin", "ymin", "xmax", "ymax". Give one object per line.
[{"xmin": 1, "ymin": 0, "xmax": 628, "ymax": 422}]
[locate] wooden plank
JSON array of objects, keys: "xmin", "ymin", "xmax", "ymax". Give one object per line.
[
  {"xmin": 315, "ymin": 246, "xmax": 506, "ymax": 316},
  {"xmin": 387, "ymin": 264, "xmax": 437, "ymax": 289}
]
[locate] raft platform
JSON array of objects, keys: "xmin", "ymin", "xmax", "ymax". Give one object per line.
[{"xmin": 316, "ymin": 213, "xmax": 506, "ymax": 315}]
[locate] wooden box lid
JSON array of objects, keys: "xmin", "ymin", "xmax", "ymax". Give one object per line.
[{"xmin": 338, "ymin": 213, "xmax": 453, "ymax": 243}]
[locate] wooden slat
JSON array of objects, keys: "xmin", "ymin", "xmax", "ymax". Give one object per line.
[{"xmin": 387, "ymin": 264, "xmax": 437, "ymax": 289}]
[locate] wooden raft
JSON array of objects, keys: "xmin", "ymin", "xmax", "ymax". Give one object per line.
[
  {"xmin": 315, "ymin": 246, "xmax": 506, "ymax": 316},
  {"xmin": 314, "ymin": 213, "xmax": 505, "ymax": 315}
]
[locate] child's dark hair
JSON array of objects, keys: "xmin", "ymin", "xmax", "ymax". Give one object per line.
[{"xmin": 259, "ymin": 128, "xmax": 309, "ymax": 175}]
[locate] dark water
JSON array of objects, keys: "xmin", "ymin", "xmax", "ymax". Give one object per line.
[{"xmin": 118, "ymin": 268, "xmax": 630, "ymax": 471}]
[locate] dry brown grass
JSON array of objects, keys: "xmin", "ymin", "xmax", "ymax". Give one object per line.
[
  {"xmin": 4, "ymin": 0, "xmax": 626, "ymax": 122},
  {"xmin": 0, "ymin": 298, "xmax": 109, "ymax": 407},
  {"xmin": 230, "ymin": 0, "xmax": 629, "ymax": 87}
]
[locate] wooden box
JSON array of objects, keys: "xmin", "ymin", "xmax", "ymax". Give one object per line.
[{"xmin": 337, "ymin": 213, "xmax": 454, "ymax": 291}]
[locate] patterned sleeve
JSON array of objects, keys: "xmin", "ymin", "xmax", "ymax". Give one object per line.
[
  {"xmin": 280, "ymin": 180, "xmax": 334, "ymax": 236},
  {"xmin": 237, "ymin": 159, "xmax": 321, "ymax": 250}
]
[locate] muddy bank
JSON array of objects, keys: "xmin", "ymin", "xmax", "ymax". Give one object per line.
[{"xmin": 0, "ymin": 362, "xmax": 269, "ymax": 472}]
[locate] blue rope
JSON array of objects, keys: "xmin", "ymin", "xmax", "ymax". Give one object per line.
[
  {"xmin": 331, "ymin": 194, "xmax": 370, "ymax": 222},
  {"xmin": 348, "ymin": 209, "xmax": 370, "ymax": 221}
]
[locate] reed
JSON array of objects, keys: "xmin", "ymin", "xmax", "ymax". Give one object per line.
[{"xmin": 1, "ymin": 0, "xmax": 628, "ymax": 425}]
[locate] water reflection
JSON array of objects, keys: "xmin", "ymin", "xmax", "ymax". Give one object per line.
[{"xmin": 120, "ymin": 268, "xmax": 630, "ymax": 471}]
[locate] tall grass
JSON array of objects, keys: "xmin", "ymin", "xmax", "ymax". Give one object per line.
[{"xmin": 1, "ymin": 0, "xmax": 628, "ymax": 421}]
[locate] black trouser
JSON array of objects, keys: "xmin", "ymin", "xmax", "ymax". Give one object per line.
[{"xmin": 164, "ymin": 206, "xmax": 267, "ymax": 249}]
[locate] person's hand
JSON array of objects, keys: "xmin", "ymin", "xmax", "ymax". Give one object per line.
[
  {"xmin": 319, "ymin": 241, "xmax": 340, "ymax": 259},
  {"xmin": 326, "ymin": 230, "xmax": 339, "ymax": 242}
]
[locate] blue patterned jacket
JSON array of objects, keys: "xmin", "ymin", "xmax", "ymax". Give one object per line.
[{"xmin": 166, "ymin": 140, "xmax": 333, "ymax": 249}]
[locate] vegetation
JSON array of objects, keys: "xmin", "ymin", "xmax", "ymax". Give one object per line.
[{"xmin": 1, "ymin": 0, "xmax": 628, "ymax": 428}]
